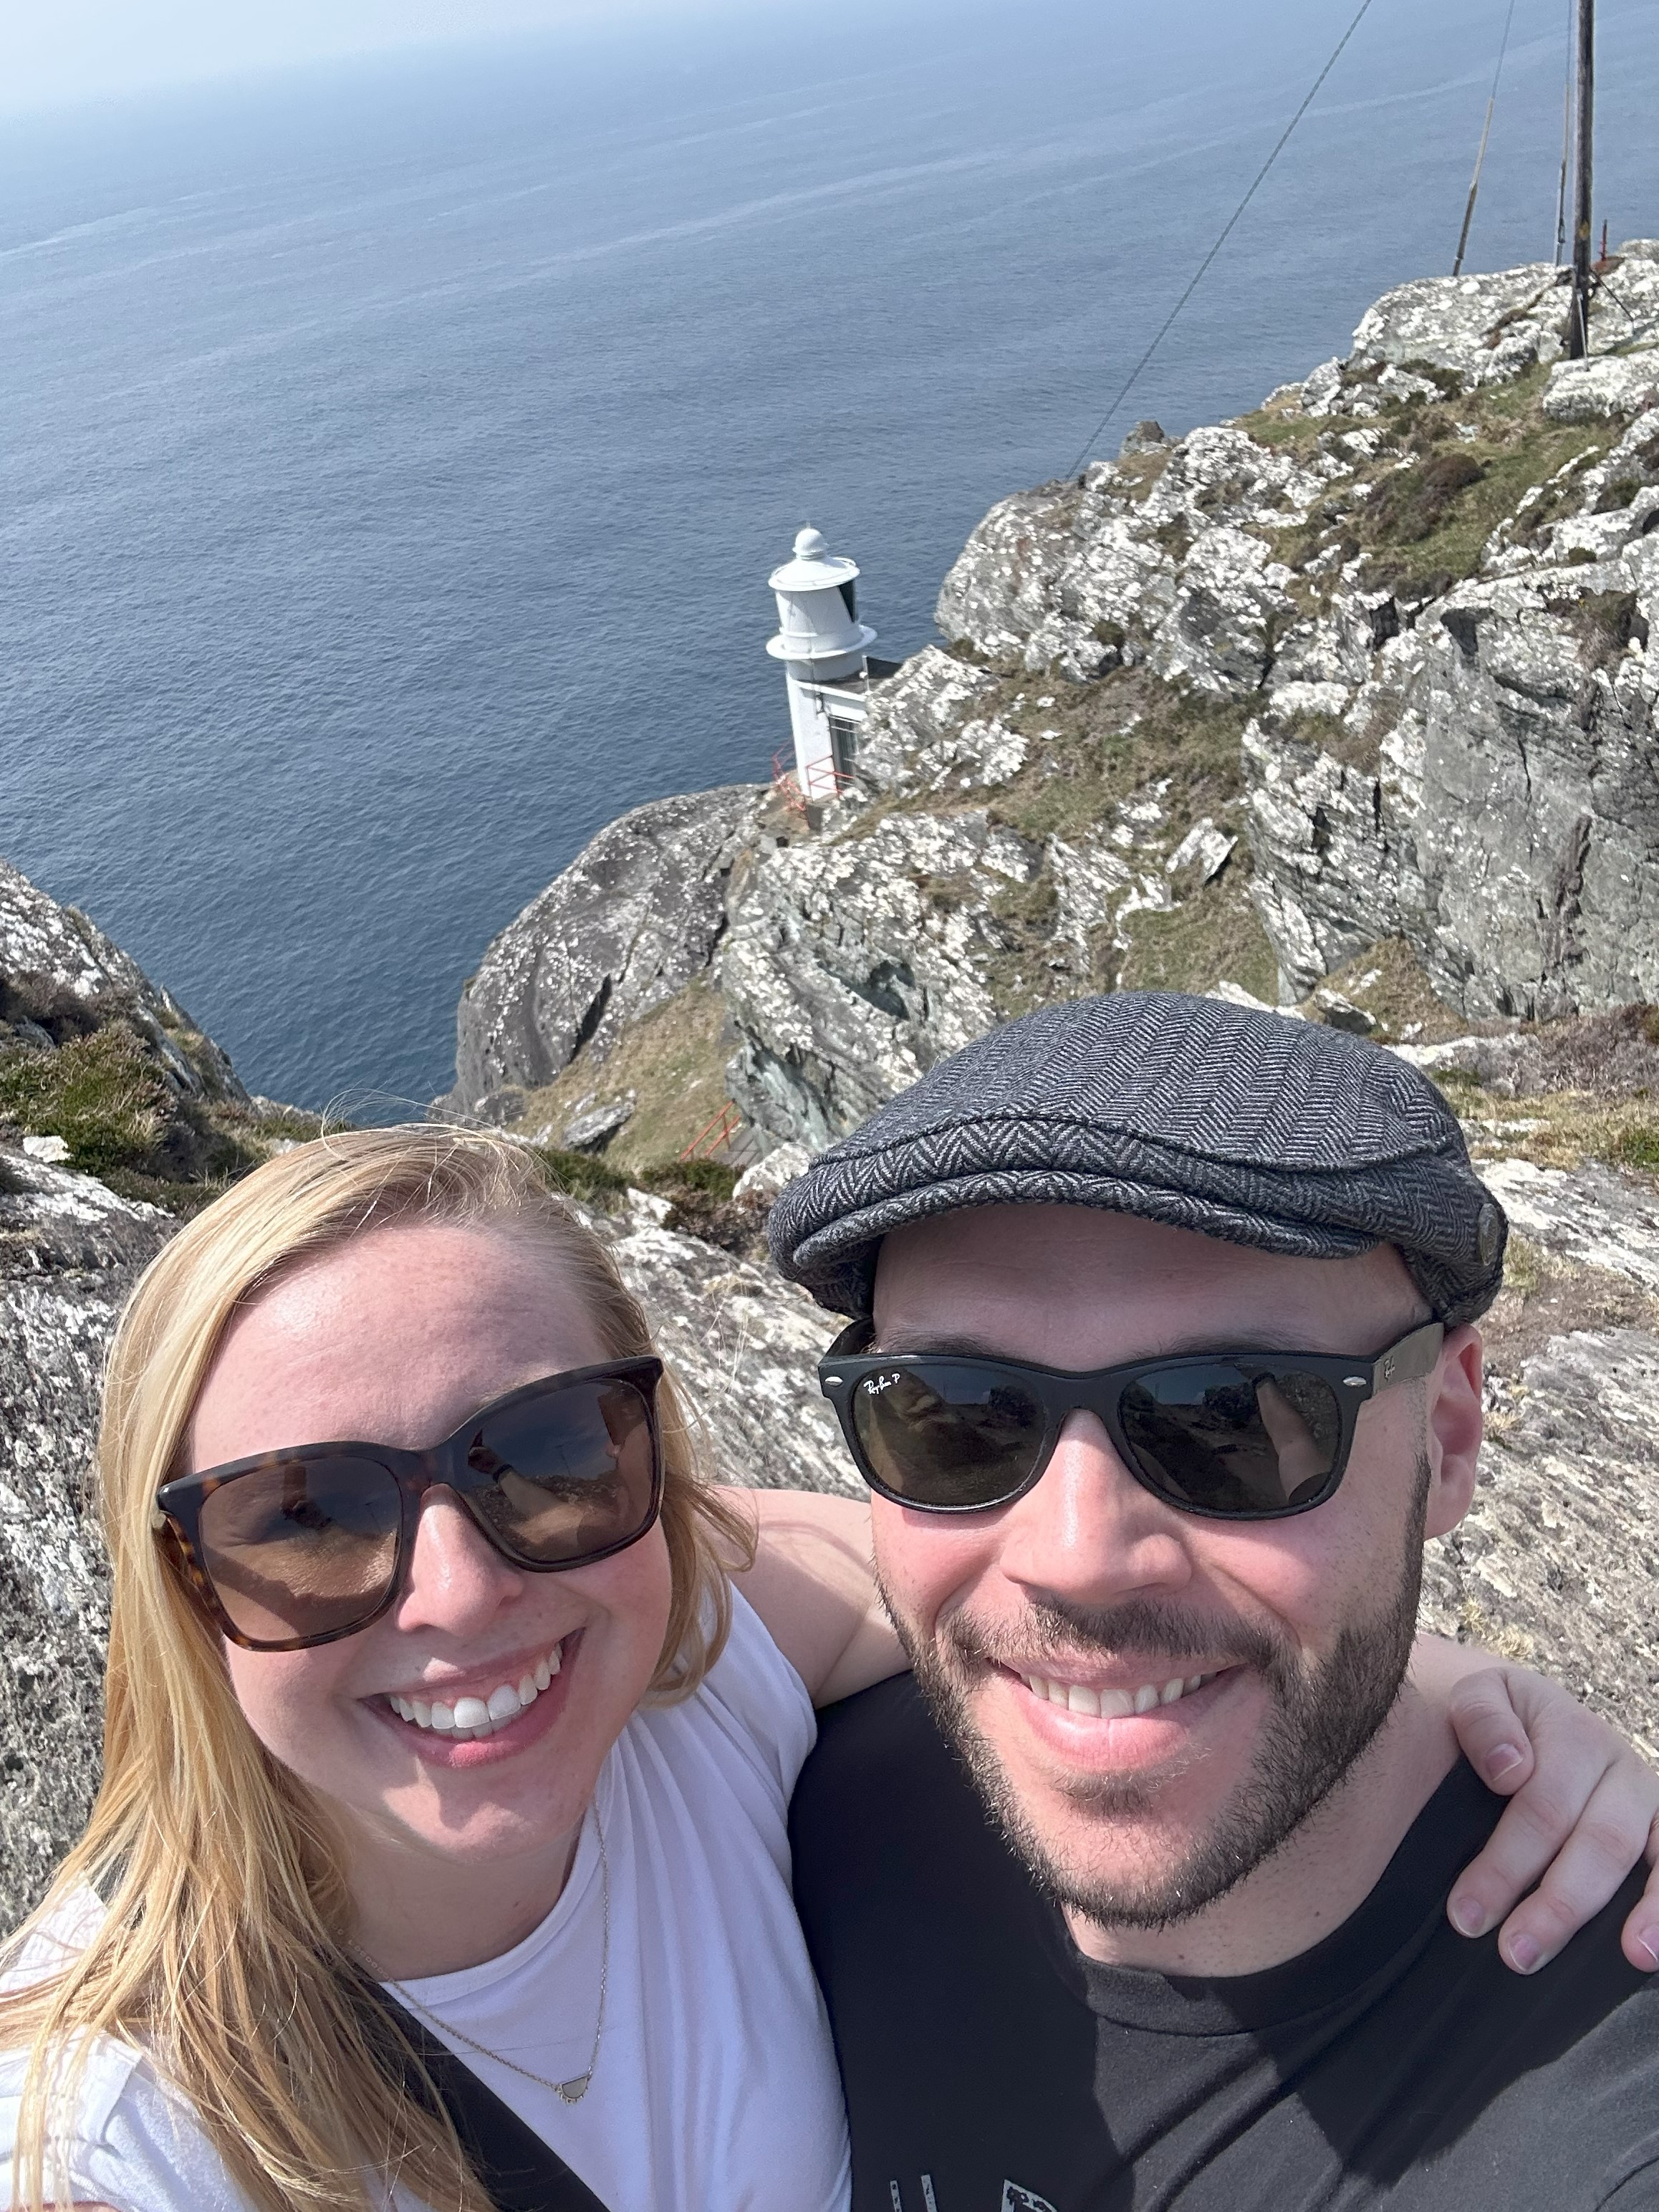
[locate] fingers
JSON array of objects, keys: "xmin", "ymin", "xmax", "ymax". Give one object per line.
[
  {"xmin": 1618, "ymin": 1821, "xmax": 1659, "ymax": 1975},
  {"xmin": 1450, "ymin": 1760, "xmax": 1659, "ymax": 1973},
  {"xmin": 1444, "ymin": 1668, "xmax": 1538, "ymax": 1795}
]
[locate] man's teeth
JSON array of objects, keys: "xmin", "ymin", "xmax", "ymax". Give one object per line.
[
  {"xmin": 1019, "ymin": 1669, "xmax": 1216, "ymax": 1718},
  {"xmin": 388, "ymin": 1643, "xmax": 562, "ymax": 1740}
]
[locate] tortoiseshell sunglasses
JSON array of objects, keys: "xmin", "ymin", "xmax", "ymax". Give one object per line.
[{"xmin": 153, "ymin": 1361, "xmax": 664, "ymax": 1651}]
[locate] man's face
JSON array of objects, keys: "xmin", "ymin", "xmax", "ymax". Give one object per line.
[{"xmin": 868, "ymin": 1204, "xmax": 1481, "ymax": 1932}]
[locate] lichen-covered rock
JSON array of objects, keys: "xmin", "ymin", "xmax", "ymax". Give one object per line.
[
  {"xmin": 448, "ymin": 786, "xmax": 766, "ymax": 1112},
  {"xmin": 1544, "ymin": 352, "xmax": 1659, "ymax": 424},
  {"xmin": 1247, "ymin": 527, "xmax": 1659, "ymax": 1016},
  {"xmin": 1, "ymin": 857, "xmax": 244, "ymax": 1102},
  {"xmin": 0, "ymin": 1154, "xmax": 175, "ymax": 1930},
  {"xmin": 720, "ymin": 809, "xmax": 1036, "ymax": 1145},
  {"xmin": 1346, "ymin": 263, "xmax": 1569, "ymax": 386},
  {"xmin": 599, "ymin": 1211, "xmax": 855, "ymax": 1499},
  {"xmin": 1420, "ymin": 1326, "xmax": 1659, "ymax": 1751}
]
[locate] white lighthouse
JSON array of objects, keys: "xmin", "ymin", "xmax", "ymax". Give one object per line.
[{"xmin": 766, "ymin": 526, "xmax": 882, "ymax": 808}]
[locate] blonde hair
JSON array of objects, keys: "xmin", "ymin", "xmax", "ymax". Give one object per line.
[{"xmin": 1, "ymin": 1125, "xmax": 752, "ymax": 2212}]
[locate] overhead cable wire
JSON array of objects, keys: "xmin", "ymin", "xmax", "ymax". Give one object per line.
[
  {"xmin": 1453, "ymin": 0, "xmax": 1519, "ymax": 276},
  {"xmin": 1067, "ymin": 0, "xmax": 1379, "ymax": 477}
]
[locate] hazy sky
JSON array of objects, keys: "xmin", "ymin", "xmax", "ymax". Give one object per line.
[{"xmin": 8, "ymin": 0, "xmax": 763, "ymax": 116}]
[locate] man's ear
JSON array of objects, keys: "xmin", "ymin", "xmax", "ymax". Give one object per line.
[{"xmin": 1423, "ymin": 1324, "xmax": 1484, "ymax": 1539}]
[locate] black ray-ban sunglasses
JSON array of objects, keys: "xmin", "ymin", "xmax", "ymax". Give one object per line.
[
  {"xmin": 818, "ymin": 1322, "xmax": 1445, "ymax": 1521},
  {"xmin": 153, "ymin": 1360, "xmax": 665, "ymax": 1652}
]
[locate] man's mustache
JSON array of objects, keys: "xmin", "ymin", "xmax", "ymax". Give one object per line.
[{"xmin": 932, "ymin": 1594, "xmax": 1294, "ymax": 1683}]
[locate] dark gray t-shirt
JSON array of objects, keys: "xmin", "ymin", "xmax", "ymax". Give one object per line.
[{"xmin": 789, "ymin": 1675, "xmax": 1659, "ymax": 2212}]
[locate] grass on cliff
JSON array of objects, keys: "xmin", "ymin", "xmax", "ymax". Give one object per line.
[
  {"xmin": 1292, "ymin": 938, "xmax": 1470, "ymax": 1046},
  {"xmin": 1251, "ymin": 364, "xmax": 1622, "ymax": 604},
  {"xmin": 494, "ymin": 978, "xmax": 739, "ymax": 1175},
  {"xmin": 1438, "ymin": 1072, "xmax": 1659, "ymax": 1176},
  {"xmin": 0, "ymin": 1024, "xmax": 333, "ymax": 1214},
  {"xmin": 1116, "ymin": 862, "xmax": 1281, "ymax": 1005}
]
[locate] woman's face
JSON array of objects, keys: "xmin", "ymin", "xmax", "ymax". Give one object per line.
[{"xmin": 190, "ymin": 1221, "xmax": 674, "ymax": 1880}]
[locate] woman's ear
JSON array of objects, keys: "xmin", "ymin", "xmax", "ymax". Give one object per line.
[{"xmin": 1423, "ymin": 1323, "xmax": 1485, "ymax": 1539}]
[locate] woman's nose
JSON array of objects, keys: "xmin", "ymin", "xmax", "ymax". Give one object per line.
[{"xmin": 394, "ymin": 1486, "xmax": 526, "ymax": 1634}]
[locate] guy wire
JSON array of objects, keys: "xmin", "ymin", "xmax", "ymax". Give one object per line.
[
  {"xmin": 1453, "ymin": 0, "xmax": 1519, "ymax": 277},
  {"xmin": 1067, "ymin": 0, "xmax": 1380, "ymax": 477}
]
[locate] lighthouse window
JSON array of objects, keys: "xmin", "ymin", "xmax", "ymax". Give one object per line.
[
  {"xmin": 837, "ymin": 579, "xmax": 857, "ymax": 622},
  {"xmin": 828, "ymin": 715, "xmax": 860, "ymax": 778}
]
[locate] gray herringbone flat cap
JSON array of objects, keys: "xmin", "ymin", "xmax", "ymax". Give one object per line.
[{"xmin": 767, "ymin": 991, "xmax": 1506, "ymax": 1325}]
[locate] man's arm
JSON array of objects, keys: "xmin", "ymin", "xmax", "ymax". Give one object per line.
[{"xmin": 726, "ymin": 1486, "xmax": 1659, "ymax": 1973}]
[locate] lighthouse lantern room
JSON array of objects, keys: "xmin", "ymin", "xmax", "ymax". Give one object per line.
[{"xmin": 766, "ymin": 526, "xmax": 881, "ymax": 806}]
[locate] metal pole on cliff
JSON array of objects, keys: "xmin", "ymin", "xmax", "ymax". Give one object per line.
[{"xmin": 1567, "ymin": 0, "xmax": 1595, "ymax": 357}]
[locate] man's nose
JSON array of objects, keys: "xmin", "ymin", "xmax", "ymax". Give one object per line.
[
  {"xmin": 994, "ymin": 1410, "xmax": 1194, "ymax": 1607},
  {"xmin": 394, "ymin": 1486, "xmax": 526, "ymax": 1634}
]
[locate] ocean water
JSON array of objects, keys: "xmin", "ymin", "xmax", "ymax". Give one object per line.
[{"xmin": 2, "ymin": 0, "xmax": 1655, "ymax": 1111}]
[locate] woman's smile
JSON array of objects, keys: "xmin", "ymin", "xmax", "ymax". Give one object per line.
[{"xmin": 367, "ymin": 1628, "xmax": 583, "ymax": 1767}]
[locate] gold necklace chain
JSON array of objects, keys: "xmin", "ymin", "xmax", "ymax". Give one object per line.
[{"xmin": 360, "ymin": 1807, "xmax": 610, "ymax": 2106}]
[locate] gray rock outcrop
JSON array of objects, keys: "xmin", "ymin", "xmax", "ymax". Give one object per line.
[
  {"xmin": 0, "ymin": 1157, "xmax": 174, "ymax": 1930},
  {"xmin": 1, "ymin": 857, "xmax": 244, "ymax": 1102},
  {"xmin": 448, "ymin": 786, "xmax": 765, "ymax": 1113},
  {"xmin": 448, "ymin": 251, "xmax": 1659, "ymax": 1158},
  {"xmin": 1420, "ymin": 1155, "xmax": 1659, "ymax": 1755}
]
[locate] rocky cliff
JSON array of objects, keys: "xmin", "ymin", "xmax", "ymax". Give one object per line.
[
  {"xmin": 452, "ymin": 249, "xmax": 1659, "ymax": 1160},
  {"xmin": 6, "ymin": 244, "xmax": 1659, "ymax": 1930}
]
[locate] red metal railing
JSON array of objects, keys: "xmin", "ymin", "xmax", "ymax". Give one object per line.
[
  {"xmin": 679, "ymin": 1100, "xmax": 741, "ymax": 1162},
  {"xmin": 772, "ymin": 749, "xmax": 855, "ymax": 818}
]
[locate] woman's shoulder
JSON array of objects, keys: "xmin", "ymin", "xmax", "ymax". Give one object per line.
[{"xmin": 0, "ymin": 2034, "xmax": 253, "ymax": 2212}]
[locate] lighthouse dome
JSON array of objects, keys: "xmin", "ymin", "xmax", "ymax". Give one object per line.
[{"xmin": 793, "ymin": 525, "xmax": 830, "ymax": 562}]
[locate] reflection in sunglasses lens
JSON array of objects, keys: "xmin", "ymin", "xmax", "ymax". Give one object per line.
[
  {"xmin": 1120, "ymin": 1365, "xmax": 1341, "ymax": 1514},
  {"xmin": 197, "ymin": 1456, "xmax": 400, "ymax": 1644},
  {"xmin": 852, "ymin": 1364, "xmax": 1046, "ymax": 1506},
  {"xmin": 466, "ymin": 1381, "xmax": 656, "ymax": 1562}
]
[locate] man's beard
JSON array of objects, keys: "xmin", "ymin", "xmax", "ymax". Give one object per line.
[{"xmin": 884, "ymin": 1456, "xmax": 1431, "ymax": 1933}]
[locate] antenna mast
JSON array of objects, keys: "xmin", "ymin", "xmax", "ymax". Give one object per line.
[{"xmin": 1567, "ymin": 0, "xmax": 1595, "ymax": 357}]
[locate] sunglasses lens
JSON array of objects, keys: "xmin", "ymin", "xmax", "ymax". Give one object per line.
[
  {"xmin": 850, "ymin": 1362, "xmax": 1047, "ymax": 1509},
  {"xmin": 1119, "ymin": 1364, "xmax": 1343, "ymax": 1515},
  {"xmin": 197, "ymin": 1456, "xmax": 402, "ymax": 1645},
  {"xmin": 463, "ymin": 1378, "xmax": 659, "ymax": 1563}
]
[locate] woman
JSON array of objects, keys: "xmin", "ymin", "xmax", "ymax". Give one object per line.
[{"xmin": 1, "ymin": 1127, "xmax": 1653, "ymax": 2212}]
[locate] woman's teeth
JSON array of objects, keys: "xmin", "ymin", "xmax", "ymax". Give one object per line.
[
  {"xmin": 1019, "ymin": 1670, "xmax": 1217, "ymax": 1718},
  {"xmin": 388, "ymin": 1643, "xmax": 562, "ymax": 1740}
]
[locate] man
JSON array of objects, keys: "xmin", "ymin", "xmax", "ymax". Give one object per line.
[{"xmin": 770, "ymin": 991, "xmax": 1659, "ymax": 2212}]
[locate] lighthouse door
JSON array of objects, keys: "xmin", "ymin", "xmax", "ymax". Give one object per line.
[{"xmin": 828, "ymin": 713, "xmax": 859, "ymax": 781}]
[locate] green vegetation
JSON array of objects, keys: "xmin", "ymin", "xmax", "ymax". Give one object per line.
[
  {"xmin": 530, "ymin": 1144, "xmax": 630, "ymax": 1211},
  {"xmin": 1292, "ymin": 938, "xmax": 1468, "ymax": 1045},
  {"xmin": 1251, "ymin": 363, "xmax": 1627, "ymax": 605},
  {"xmin": 0, "ymin": 1025, "xmax": 170, "ymax": 1178},
  {"xmin": 1433, "ymin": 1065, "xmax": 1659, "ymax": 1175},
  {"xmin": 499, "ymin": 978, "xmax": 739, "ymax": 1176},
  {"xmin": 0, "ymin": 1018, "xmax": 335, "ymax": 1215},
  {"xmin": 1117, "ymin": 864, "xmax": 1280, "ymax": 1005}
]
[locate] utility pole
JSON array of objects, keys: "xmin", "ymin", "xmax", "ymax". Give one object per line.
[{"xmin": 1567, "ymin": 0, "xmax": 1595, "ymax": 357}]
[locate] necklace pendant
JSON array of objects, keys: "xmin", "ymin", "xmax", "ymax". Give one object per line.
[{"xmin": 554, "ymin": 2073, "xmax": 592, "ymax": 2105}]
